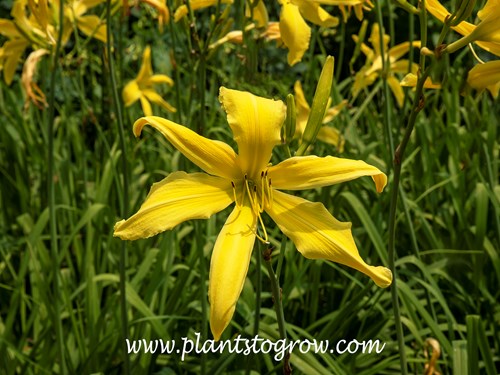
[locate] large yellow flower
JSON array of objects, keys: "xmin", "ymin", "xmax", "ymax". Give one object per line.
[
  {"xmin": 352, "ymin": 23, "xmax": 420, "ymax": 107},
  {"xmin": 114, "ymin": 87, "xmax": 392, "ymax": 340},
  {"xmin": 426, "ymin": 0, "xmax": 500, "ymax": 56},
  {"xmin": 122, "ymin": 46, "xmax": 176, "ymax": 116}
]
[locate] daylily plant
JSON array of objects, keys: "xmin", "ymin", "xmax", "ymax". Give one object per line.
[
  {"xmin": 114, "ymin": 87, "xmax": 392, "ymax": 340},
  {"xmin": 122, "ymin": 46, "xmax": 176, "ymax": 116},
  {"xmin": 352, "ymin": 23, "xmax": 420, "ymax": 107}
]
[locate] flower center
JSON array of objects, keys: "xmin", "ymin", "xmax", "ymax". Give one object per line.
[{"xmin": 231, "ymin": 170, "xmax": 273, "ymax": 244}]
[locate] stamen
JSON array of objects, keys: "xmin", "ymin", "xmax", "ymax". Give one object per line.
[
  {"xmin": 245, "ymin": 176, "xmax": 256, "ymax": 210},
  {"xmin": 268, "ymin": 179, "xmax": 273, "ymax": 209},
  {"xmin": 231, "ymin": 181, "xmax": 239, "ymax": 207},
  {"xmin": 257, "ymin": 213, "xmax": 269, "ymax": 243}
]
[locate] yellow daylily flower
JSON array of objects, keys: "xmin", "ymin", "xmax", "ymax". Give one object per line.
[
  {"xmin": 294, "ymin": 80, "xmax": 346, "ymax": 151},
  {"xmin": 352, "ymin": 23, "xmax": 421, "ymax": 107},
  {"xmin": 467, "ymin": 60, "xmax": 500, "ymax": 97},
  {"xmin": 62, "ymin": 0, "xmax": 108, "ymax": 43},
  {"xmin": 426, "ymin": 0, "xmax": 500, "ymax": 56},
  {"xmin": 335, "ymin": 0, "xmax": 373, "ymax": 22},
  {"xmin": 122, "ymin": 46, "xmax": 176, "ymax": 116},
  {"xmin": 209, "ymin": 22, "xmax": 282, "ymax": 50},
  {"xmin": 114, "ymin": 87, "xmax": 392, "ymax": 341},
  {"xmin": 0, "ymin": 0, "xmax": 54, "ymax": 85},
  {"xmin": 174, "ymin": 0, "xmax": 233, "ymax": 22},
  {"xmin": 279, "ymin": 0, "xmax": 339, "ymax": 65},
  {"xmin": 139, "ymin": 0, "xmax": 169, "ymax": 30}
]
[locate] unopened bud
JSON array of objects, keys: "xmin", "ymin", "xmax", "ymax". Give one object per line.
[{"xmin": 297, "ymin": 56, "xmax": 334, "ymax": 156}]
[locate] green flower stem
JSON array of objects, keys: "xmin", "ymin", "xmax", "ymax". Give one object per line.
[
  {"xmin": 196, "ymin": 222, "xmax": 207, "ymax": 375},
  {"xmin": 106, "ymin": 0, "xmax": 130, "ymax": 373},
  {"xmin": 388, "ymin": 64, "xmax": 432, "ymax": 375},
  {"xmin": 374, "ymin": 0, "xmax": 395, "ymax": 162},
  {"xmin": 254, "ymin": 243, "xmax": 262, "ymax": 337},
  {"xmin": 46, "ymin": 0, "xmax": 66, "ymax": 372},
  {"xmin": 263, "ymin": 247, "xmax": 291, "ymax": 374}
]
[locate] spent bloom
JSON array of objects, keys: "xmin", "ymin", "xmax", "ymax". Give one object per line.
[
  {"xmin": 114, "ymin": 87, "xmax": 392, "ymax": 340},
  {"xmin": 122, "ymin": 46, "xmax": 176, "ymax": 116},
  {"xmin": 352, "ymin": 23, "xmax": 420, "ymax": 107}
]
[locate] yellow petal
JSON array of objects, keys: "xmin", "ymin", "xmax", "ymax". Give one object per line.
[
  {"xmin": 77, "ymin": 15, "xmax": 107, "ymax": 42},
  {"xmin": 2, "ymin": 39, "xmax": 29, "ymax": 85},
  {"xmin": 122, "ymin": 80, "xmax": 142, "ymax": 106},
  {"xmin": 369, "ymin": 23, "xmax": 389, "ymax": 59},
  {"xmin": 470, "ymin": 13, "xmax": 500, "ymax": 44},
  {"xmin": 477, "ymin": 0, "xmax": 500, "ymax": 20},
  {"xmin": 268, "ymin": 155, "xmax": 387, "ymax": 192},
  {"xmin": 0, "ymin": 19, "xmax": 21, "ymax": 37},
  {"xmin": 218, "ymin": 87, "xmax": 286, "ymax": 180},
  {"xmin": 307, "ymin": 0, "xmax": 363, "ymax": 4},
  {"xmin": 317, "ymin": 126, "xmax": 343, "ymax": 150},
  {"xmin": 425, "ymin": 0, "xmax": 500, "ymax": 56},
  {"xmin": 279, "ymin": 1, "xmax": 311, "ymax": 66},
  {"xmin": 143, "ymin": 89, "xmax": 177, "ymax": 113},
  {"xmin": 322, "ymin": 99, "xmax": 347, "ymax": 123},
  {"xmin": 467, "ymin": 60, "xmax": 500, "ymax": 97},
  {"xmin": 139, "ymin": 96, "xmax": 153, "ymax": 116},
  {"xmin": 173, "ymin": 5, "xmax": 188, "ymax": 22},
  {"xmin": 400, "ymin": 73, "xmax": 441, "ymax": 89},
  {"xmin": 388, "ymin": 41, "xmax": 421, "ymax": 63},
  {"xmin": 292, "ymin": 0, "xmax": 339, "ymax": 27},
  {"xmin": 246, "ymin": 0, "xmax": 268, "ymax": 28},
  {"xmin": 209, "ymin": 203, "xmax": 256, "ymax": 340},
  {"xmin": 390, "ymin": 59, "xmax": 414, "ymax": 74},
  {"xmin": 134, "ymin": 116, "xmax": 241, "ymax": 180},
  {"xmin": 387, "ymin": 75, "xmax": 405, "ymax": 107},
  {"xmin": 137, "ymin": 46, "xmax": 153, "ymax": 83},
  {"xmin": 293, "ymin": 80, "xmax": 311, "ymax": 136},
  {"xmin": 114, "ymin": 172, "xmax": 233, "ymax": 240},
  {"xmin": 149, "ymin": 74, "xmax": 174, "ymax": 85},
  {"xmin": 267, "ymin": 191, "xmax": 392, "ymax": 288}
]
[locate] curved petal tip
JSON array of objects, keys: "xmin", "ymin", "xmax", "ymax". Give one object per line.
[{"xmin": 370, "ymin": 266, "xmax": 393, "ymax": 288}]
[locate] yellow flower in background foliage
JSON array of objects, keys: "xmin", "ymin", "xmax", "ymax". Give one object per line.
[
  {"xmin": 426, "ymin": 0, "xmax": 500, "ymax": 56},
  {"xmin": 122, "ymin": 46, "xmax": 176, "ymax": 116},
  {"xmin": 294, "ymin": 81, "xmax": 346, "ymax": 151},
  {"xmin": 61, "ymin": 0, "xmax": 108, "ymax": 43},
  {"xmin": 352, "ymin": 23, "xmax": 420, "ymax": 107},
  {"xmin": 279, "ymin": 0, "xmax": 339, "ymax": 65},
  {"xmin": 467, "ymin": 60, "xmax": 500, "ymax": 97},
  {"xmin": 114, "ymin": 87, "xmax": 392, "ymax": 340},
  {"xmin": 173, "ymin": 0, "xmax": 233, "ymax": 22},
  {"xmin": 0, "ymin": 0, "xmax": 55, "ymax": 85}
]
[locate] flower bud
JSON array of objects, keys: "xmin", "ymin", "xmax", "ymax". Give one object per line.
[{"xmin": 297, "ymin": 55, "xmax": 334, "ymax": 155}]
